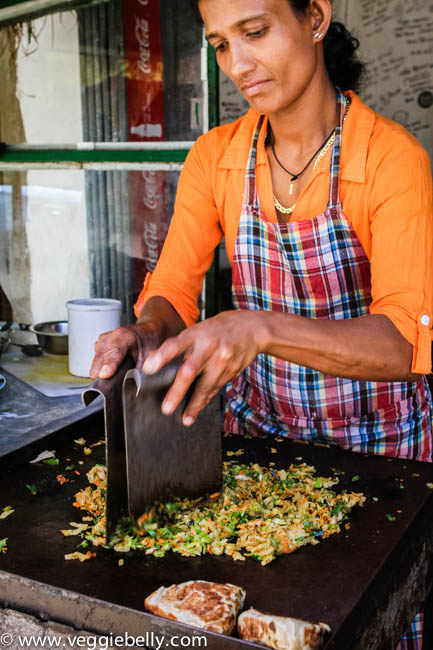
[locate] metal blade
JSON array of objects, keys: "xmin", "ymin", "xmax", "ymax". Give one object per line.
[
  {"xmin": 82, "ymin": 356, "xmax": 134, "ymax": 540},
  {"xmin": 122, "ymin": 365, "xmax": 222, "ymax": 522}
]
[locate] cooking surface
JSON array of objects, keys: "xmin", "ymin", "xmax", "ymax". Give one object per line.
[
  {"xmin": 0, "ymin": 345, "xmax": 89, "ymax": 397},
  {"xmin": 0, "ymin": 420, "xmax": 432, "ymax": 650}
]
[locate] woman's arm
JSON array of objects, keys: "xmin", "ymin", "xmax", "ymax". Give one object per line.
[
  {"xmin": 142, "ymin": 309, "xmax": 419, "ymax": 426},
  {"xmin": 261, "ymin": 311, "xmax": 417, "ymax": 380},
  {"xmin": 134, "ymin": 131, "xmax": 224, "ymax": 329},
  {"xmin": 366, "ymin": 125, "xmax": 433, "ymax": 375}
]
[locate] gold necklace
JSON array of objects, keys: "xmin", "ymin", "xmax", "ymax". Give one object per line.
[
  {"xmin": 271, "ymin": 125, "xmax": 336, "ymax": 196},
  {"xmin": 273, "ymin": 99, "xmax": 351, "ymax": 216},
  {"xmin": 274, "ymin": 195, "xmax": 297, "ymax": 215},
  {"xmin": 312, "ymin": 132, "xmax": 336, "ymax": 170},
  {"xmin": 273, "ymin": 130, "xmax": 335, "ymax": 215}
]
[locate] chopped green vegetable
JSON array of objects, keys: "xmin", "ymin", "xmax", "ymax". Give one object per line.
[
  {"xmin": 386, "ymin": 514, "xmax": 396, "ymax": 522},
  {"xmin": 0, "ymin": 506, "xmax": 14, "ymax": 520},
  {"xmin": 250, "ymin": 553, "xmax": 262, "ymax": 562},
  {"xmin": 43, "ymin": 458, "xmax": 59, "ymax": 466},
  {"xmin": 165, "ymin": 502, "xmax": 180, "ymax": 512},
  {"xmin": 0, "ymin": 538, "xmax": 7, "ymax": 552},
  {"xmin": 313, "ymin": 478, "xmax": 323, "ymax": 488},
  {"xmin": 65, "ymin": 464, "xmax": 75, "ymax": 471},
  {"xmin": 352, "ymin": 475, "xmax": 360, "ymax": 482},
  {"xmin": 26, "ymin": 484, "xmax": 37, "ymax": 495},
  {"xmin": 331, "ymin": 502, "xmax": 344, "ymax": 516}
]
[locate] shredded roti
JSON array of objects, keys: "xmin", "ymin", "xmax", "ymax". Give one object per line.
[{"xmin": 68, "ymin": 460, "xmax": 365, "ymax": 565}]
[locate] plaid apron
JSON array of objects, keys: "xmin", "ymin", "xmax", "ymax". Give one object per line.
[{"xmin": 224, "ymin": 91, "xmax": 432, "ymax": 648}]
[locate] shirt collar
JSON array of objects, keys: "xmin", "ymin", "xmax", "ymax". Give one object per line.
[{"xmin": 218, "ymin": 91, "xmax": 375, "ymax": 183}]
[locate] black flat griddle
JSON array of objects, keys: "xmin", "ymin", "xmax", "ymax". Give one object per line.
[{"xmin": 0, "ymin": 416, "xmax": 432, "ymax": 650}]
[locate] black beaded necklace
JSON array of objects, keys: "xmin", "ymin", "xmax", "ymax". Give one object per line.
[{"xmin": 270, "ymin": 125, "xmax": 336, "ymax": 195}]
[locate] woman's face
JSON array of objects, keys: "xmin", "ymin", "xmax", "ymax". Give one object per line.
[{"xmin": 200, "ymin": 0, "xmax": 327, "ymax": 116}]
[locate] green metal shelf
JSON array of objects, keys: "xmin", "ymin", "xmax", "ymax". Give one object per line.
[{"xmin": 0, "ymin": 148, "xmax": 189, "ymax": 164}]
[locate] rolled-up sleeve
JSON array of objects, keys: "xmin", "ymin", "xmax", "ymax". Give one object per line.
[
  {"xmin": 134, "ymin": 133, "xmax": 224, "ymax": 326},
  {"xmin": 368, "ymin": 139, "xmax": 433, "ymax": 374}
]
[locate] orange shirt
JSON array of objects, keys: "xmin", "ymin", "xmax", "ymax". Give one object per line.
[{"xmin": 135, "ymin": 91, "xmax": 433, "ymax": 374}]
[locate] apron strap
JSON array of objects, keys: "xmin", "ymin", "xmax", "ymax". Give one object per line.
[
  {"xmin": 327, "ymin": 89, "xmax": 348, "ymax": 210},
  {"xmin": 244, "ymin": 114, "xmax": 265, "ymax": 208}
]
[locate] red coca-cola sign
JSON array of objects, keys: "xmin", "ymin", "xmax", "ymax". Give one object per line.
[
  {"xmin": 123, "ymin": 0, "xmax": 165, "ymax": 141},
  {"xmin": 122, "ymin": 0, "xmax": 169, "ymax": 297},
  {"xmin": 130, "ymin": 170, "xmax": 170, "ymax": 290}
]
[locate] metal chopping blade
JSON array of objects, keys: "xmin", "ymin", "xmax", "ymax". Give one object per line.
[
  {"xmin": 122, "ymin": 365, "xmax": 222, "ymax": 522},
  {"xmin": 82, "ymin": 356, "xmax": 135, "ymax": 539}
]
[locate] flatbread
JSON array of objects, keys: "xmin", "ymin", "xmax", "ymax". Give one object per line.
[
  {"xmin": 144, "ymin": 580, "xmax": 246, "ymax": 635},
  {"xmin": 238, "ymin": 608, "xmax": 331, "ymax": 650}
]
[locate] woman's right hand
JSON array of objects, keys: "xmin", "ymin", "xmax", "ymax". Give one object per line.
[
  {"xmin": 89, "ymin": 296, "xmax": 187, "ymax": 380},
  {"xmin": 89, "ymin": 322, "xmax": 163, "ymax": 380}
]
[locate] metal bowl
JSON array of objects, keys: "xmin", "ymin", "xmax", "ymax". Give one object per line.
[
  {"xmin": 29, "ymin": 321, "xmax": 69, "ymax": 355},
  {"xmin": 0, "ymin": 333, "xmax": 10, "ymax": 357}
]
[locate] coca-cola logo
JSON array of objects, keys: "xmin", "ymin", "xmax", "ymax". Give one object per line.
[
  {"xmin": 143, "ymin": 222, "xmax": 159, "ymax": 271},
  {"xmin": 135, "ymin": 16, "xmax": 151, "ymax": 75},
  {"xmin": 142, "ymin": 171, "xmax": 158, "ymax": 210}
]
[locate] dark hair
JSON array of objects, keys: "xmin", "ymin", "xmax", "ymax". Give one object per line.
[{"xmin": 190, "ymin": 0, "xmax": 365, "ymax": 93}]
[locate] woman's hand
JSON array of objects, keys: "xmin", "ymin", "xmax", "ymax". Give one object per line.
[
  {"xmin": 89, "ymin": 323, "xmax": 163, "ymax": 379},
  {"xmin": 142, "ymin": 310, "xmax": 267, "ymax": 426},
  {"xmin": 89, "ymin": 296, "xmax": 186, "ymax": 379}
]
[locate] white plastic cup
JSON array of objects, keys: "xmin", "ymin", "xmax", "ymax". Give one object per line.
[{"xmin": 66, "ymin": 298, "xmax": 122, "ymax": 377}]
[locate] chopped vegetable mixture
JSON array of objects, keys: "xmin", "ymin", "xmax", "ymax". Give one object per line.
[{"xmin": 67, "ymin": 461, "xmax": 365, "ymax": 566}]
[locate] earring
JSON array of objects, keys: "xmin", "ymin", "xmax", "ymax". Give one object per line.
[{"xmin": 314, "ymin": 31, "xmax": 323, "ymax": 40}]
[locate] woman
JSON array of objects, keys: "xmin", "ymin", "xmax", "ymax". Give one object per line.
[{"xmin": 90, "ymin": 1, "xmax": 433, "ymax": 646}]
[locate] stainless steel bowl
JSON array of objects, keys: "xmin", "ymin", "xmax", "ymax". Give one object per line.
[
  {"xmin": 29, "ymin": 321, "xmax": 69, "ymax": 355},
  {"xmin": 0, "ymin": 333, "xmax": 10, "ymax": 357}
]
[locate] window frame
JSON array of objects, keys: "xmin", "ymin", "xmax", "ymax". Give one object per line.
[{"xmin": 0, "ymin": 2, "xmax": 220, "ymax": 315}]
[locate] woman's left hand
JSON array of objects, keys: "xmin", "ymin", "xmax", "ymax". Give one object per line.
[{"xmin": 142, "ymin": 310, "xmax": 266, "ymax": 426}]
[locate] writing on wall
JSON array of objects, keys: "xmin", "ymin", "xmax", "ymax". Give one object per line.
[{"xmin": 334, "ymin": 0, "xmax": 433, "ymax": 160}]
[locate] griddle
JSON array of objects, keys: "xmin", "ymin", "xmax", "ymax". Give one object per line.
[{"xmin": 0, "ymin": 417, "xmax": 432, "ymax": 650}]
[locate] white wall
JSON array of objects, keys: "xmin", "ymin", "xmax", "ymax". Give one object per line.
[
  {"xmin": 24, "ymin": 172, "xmax": 90, "ymax": 323},
  {"xmin": 17, "ymin": 12, "xmax": 83, "ymax": 144},
  {"xmin": 16, "ymin": 12, "xmax": 90, "ymax": 323}
]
